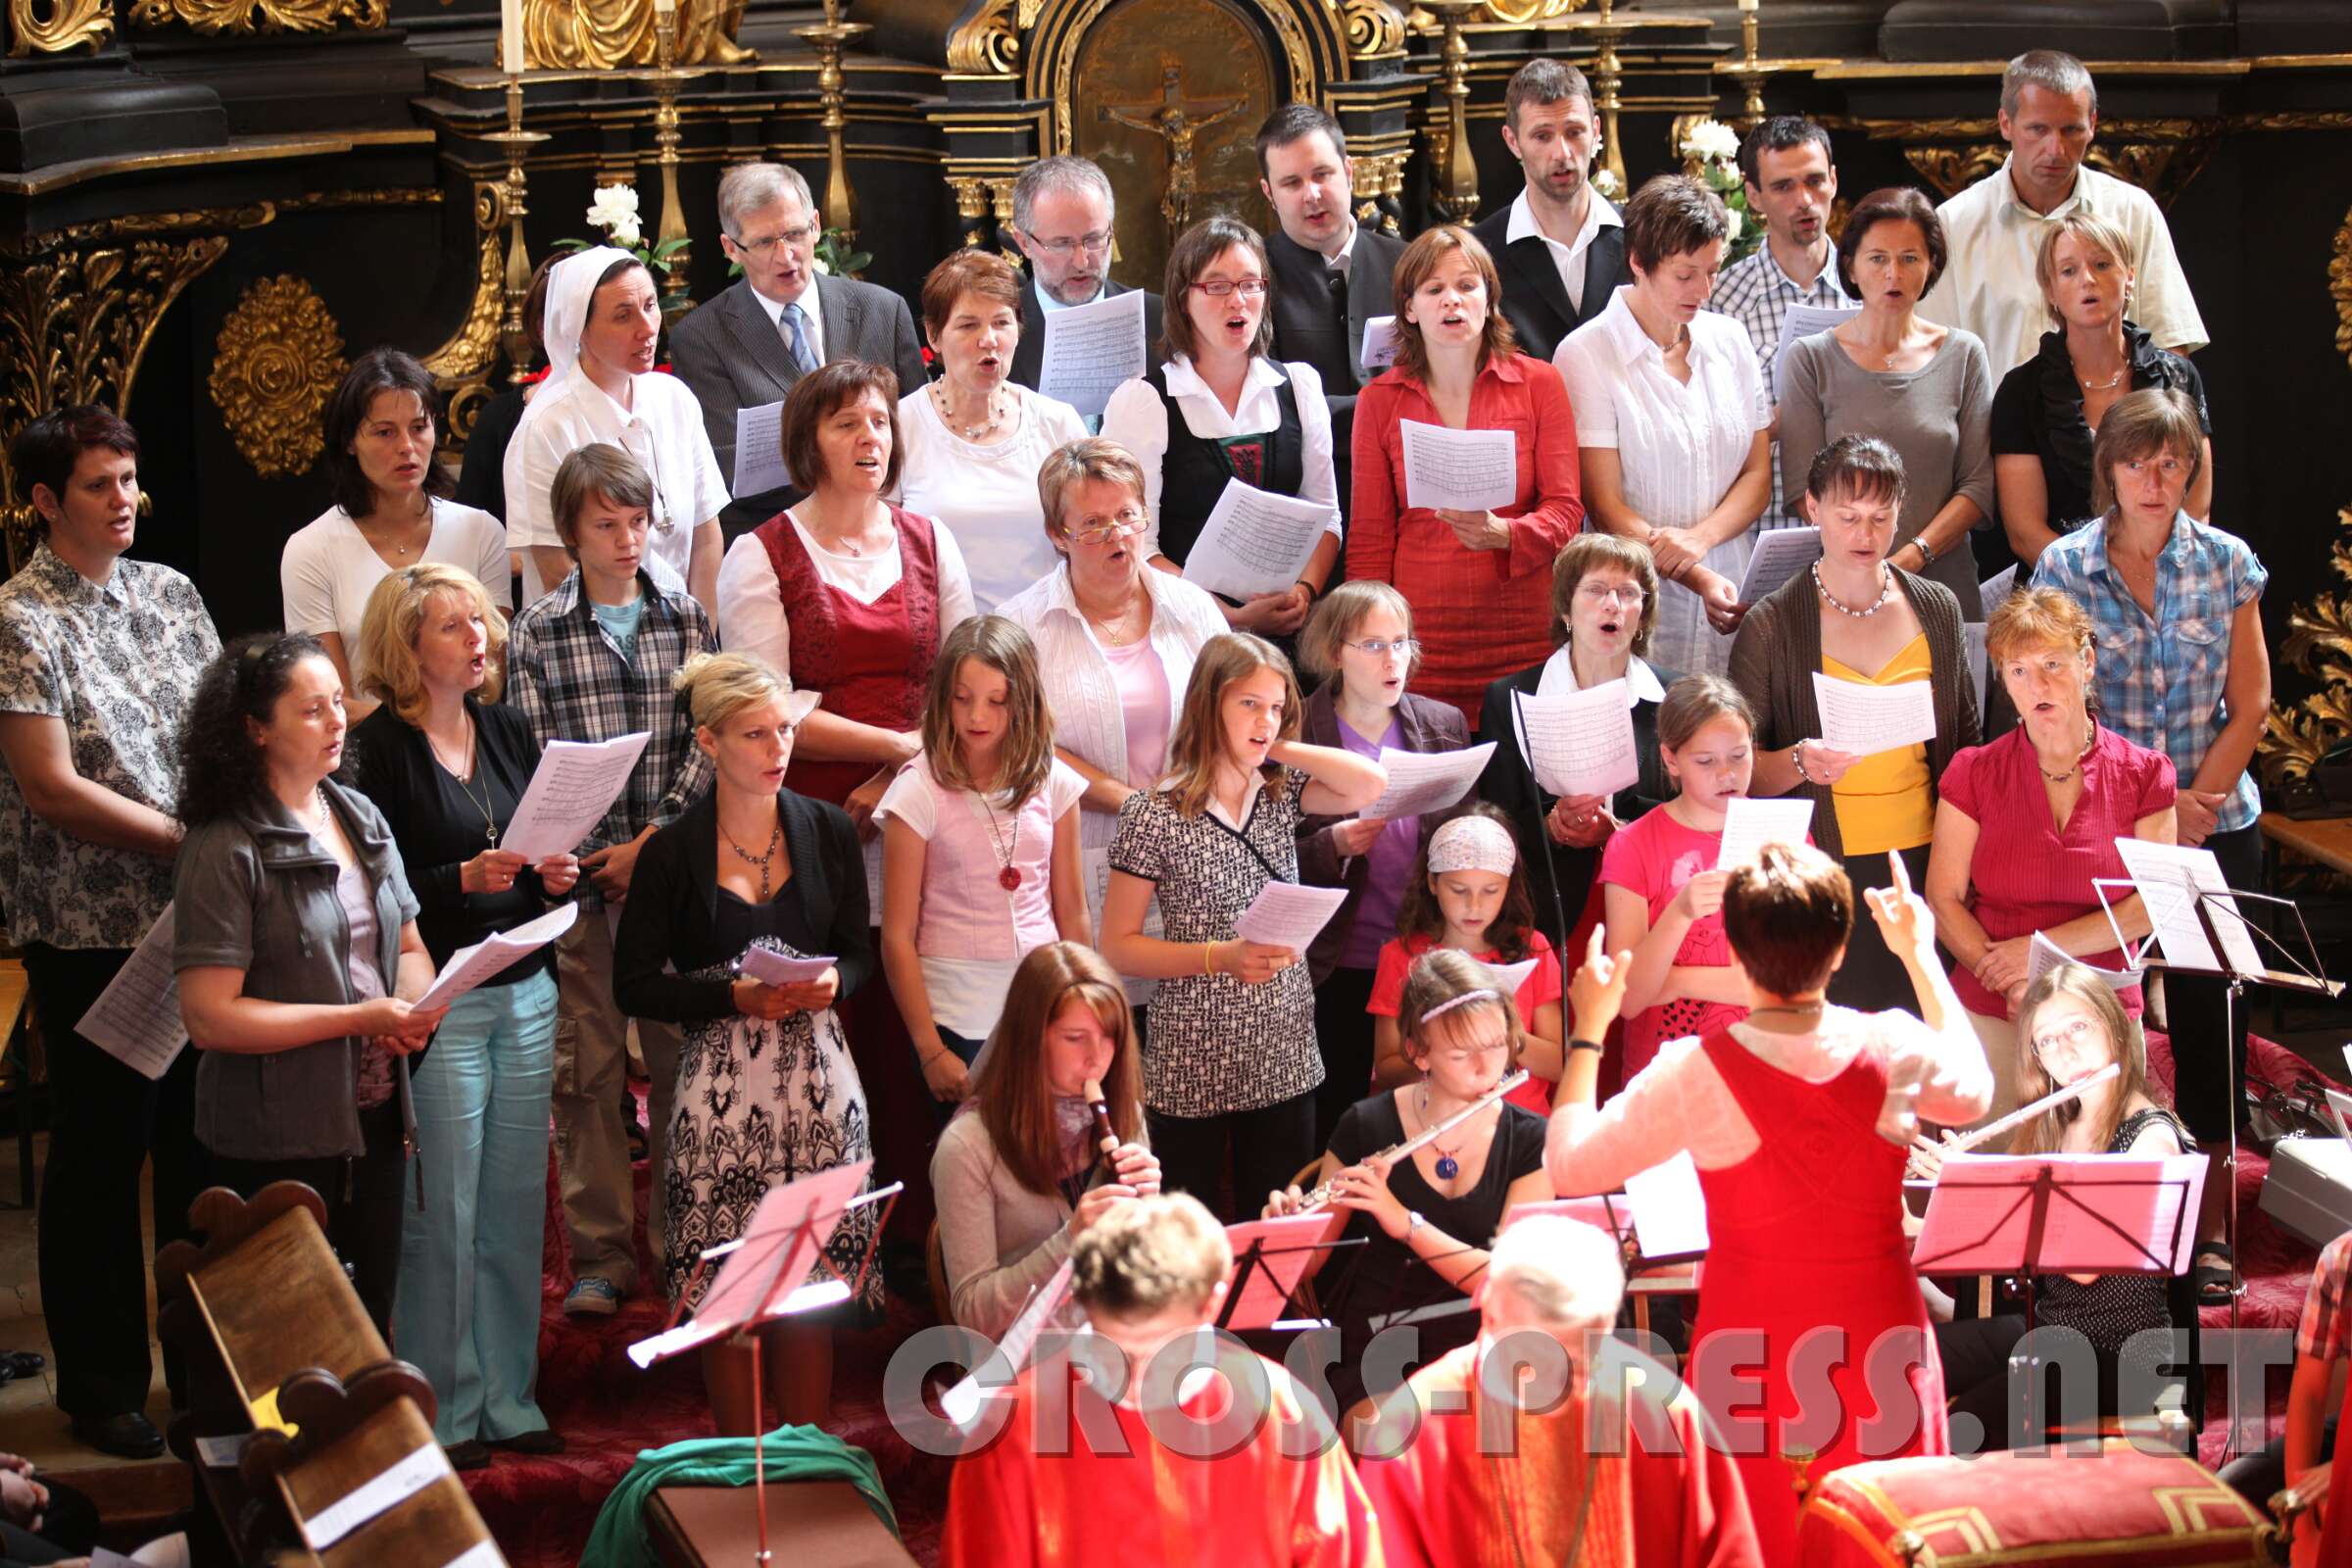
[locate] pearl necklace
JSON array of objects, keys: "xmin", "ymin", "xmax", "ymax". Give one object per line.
[
  {"xmin": 1812, "ymin": 561, "xmax": 1893, "ymax": 618},
  {"xmin": 2036, "ymin": 718, "xmax": 2098, "ymax": 785},
  {"xmin": 932, "ymin": 380, "xmax": 1009, "ymax": 442},
  {"xmin": 2079, "ymin": 364, "xmax": 2127, "ymax": 391}
]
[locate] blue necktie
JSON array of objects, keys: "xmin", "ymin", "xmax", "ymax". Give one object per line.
[{"xmin": 784, "ymin": 301, "xmax": 817, "ymax": 374}]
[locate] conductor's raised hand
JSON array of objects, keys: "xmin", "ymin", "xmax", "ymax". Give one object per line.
[
  {"xmin": 1566, "ymin": 924, "xmax": 1635, "ymax": 1040},
  {"xmin": 1865, "ymin": 849, "xmax": 1936, "ymax": 961}
]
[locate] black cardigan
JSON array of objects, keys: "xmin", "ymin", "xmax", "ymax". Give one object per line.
[
  {"xmin": 1475, "ymin": 657, "xmax": 1679, "ymax": 942},
  {"xmin": 612, "ymin": 785, "xmax": 874, "ymax": 1023}
]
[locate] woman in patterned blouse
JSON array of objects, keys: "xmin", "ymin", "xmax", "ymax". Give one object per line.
[{"xmin": 1100, "ymin": 632, "xmax": 1386, "ymax": 1217}]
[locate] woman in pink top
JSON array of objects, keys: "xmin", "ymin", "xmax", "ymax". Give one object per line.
[
  {"xmin": 1924, "ymin": 586, "xmax": 2177, "ymax": 1122},
  {"xmin": 879, "ymin": 616, "xmax": 1090, "ymax": 1111},
  {"xmin": 1550, "ymin": 845, "xmax": 1993, "ymax": 1562}
]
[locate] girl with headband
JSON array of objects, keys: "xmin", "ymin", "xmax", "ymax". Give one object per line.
[{"xmin": 1368, "ymin": 804, "xmax": 1563, "ymax": 1114}]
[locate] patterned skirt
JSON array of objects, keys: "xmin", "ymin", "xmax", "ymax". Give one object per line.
[{"xmin": 661, "ymin": 946, "xmax": 880, "ymax": 1315}]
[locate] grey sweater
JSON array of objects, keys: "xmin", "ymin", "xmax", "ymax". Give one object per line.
[{"xmin": 1780, "ymin": 326, "xmax": 1996, "ymax": 618}]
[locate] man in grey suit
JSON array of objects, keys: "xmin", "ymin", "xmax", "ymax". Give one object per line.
[
  {"xmin": 1004, "ymin": 155, "xmax": 1164, "ymax": 408},
  {"xmin": 667, "ymin": 162, "xmax": 928, "ymax": 538}
]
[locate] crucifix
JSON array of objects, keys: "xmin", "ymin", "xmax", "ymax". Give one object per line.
[{"xmin": 1098, "ymin": 66, "xmax": 1247, "ymax": 233}]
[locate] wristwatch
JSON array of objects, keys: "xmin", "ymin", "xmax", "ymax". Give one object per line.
[{"xmin": 1405, "ymin": 1210, "xmax": 1427, "ymax": 1239}]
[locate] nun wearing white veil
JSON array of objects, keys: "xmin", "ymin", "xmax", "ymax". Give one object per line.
[{"xmin": 501, "ymin": 244, "xmax": 730, "ymax": 611}]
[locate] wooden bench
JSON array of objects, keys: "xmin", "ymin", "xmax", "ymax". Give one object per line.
[{"xmin": 646, "ymin": 1482, "xmax": 914, "ymax": 1568}]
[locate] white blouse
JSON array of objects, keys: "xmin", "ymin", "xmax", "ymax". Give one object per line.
[
  {"xmin": 1554, "ymin": 286, "xmax": 1770, "ymax": 678},
  {"xmin": 1099, "ymin": 354, "xmax": 1343, "ymax": 563},
  {"xmin": 895, "ymin": 385, "xmax": 1090, "ymax": 614},
  {"xmin": 279, "ymin": 499, "xmax": 512, "ymax": 696},
  {"xmin": 714, "ymin": 512, "xmax": 978, "ymax": 683}
]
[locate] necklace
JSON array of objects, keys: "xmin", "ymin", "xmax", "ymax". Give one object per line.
[
  {"xmin": 360, "ymin": 505, "xmax": 429, "ymax": 561},
  {"xmin": 434, "ymin": 718, "xmax": 499, "ymax": 848},
  {"xmin": 1748, "ymin": 1002, "xmax": 1826, "ymax": 1019},
  {"xmin": 2079, "ymin": 363, "xmax": 2128, "ymax": 391},
  {"xmin": 978, "ymin": 793, "xmax": 1022, "ymax": 891},
  {"xmin": 2036, "ymin": 717, "xmax": 2098, "ymax": 784},
  {"xmin": 932, "ymin": 380, "xmax": 1007, "ymax": 442},
  {"xmin": 719, "ymin": 812, "xmax": 784, "ymax": 900},
  {"xmin": 1811, "ymin": 561, "xmax": 1893, "ymax": 618},
  {"xmin": 1417, "ymin": 1083, "xmax": 1472, "ymax": 1181},
  {"xmin": 1080, "ymin": 591, "xmax": 1147, "ymax": 647}
]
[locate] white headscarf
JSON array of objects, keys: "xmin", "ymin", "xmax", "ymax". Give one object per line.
[{"xmin": 538, "ymin": 245, "xmax": 639, "ymax": 402}]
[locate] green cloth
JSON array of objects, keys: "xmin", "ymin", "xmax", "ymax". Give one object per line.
[{"xmin": 580, "ymin": 1423, "xmax": 899, "ymax": 1568}]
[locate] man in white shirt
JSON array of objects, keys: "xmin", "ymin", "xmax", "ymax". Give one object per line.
[
  {"xmin": 1004, "ymin": 156, "xmax": 1165, "ymax": 401},
  {"xmin": 1919, "ymin": 49, "xmax": 2206, "ymax": 376},
  {"xmin": 1708, "ymin": 115, "xmax": 1852, "ymax": 530},
  {"xmin": 1467, "ymin": 58, "xmax": 1629, "ymax": 362}
]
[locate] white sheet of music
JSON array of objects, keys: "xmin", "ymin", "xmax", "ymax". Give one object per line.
[
  {"xmin": 1811, "ymin": 671, "xmax": 1936, "ymax": 756},
  {"xmin": 1964, "ymin": 622, "xmax": 1990, "ymax": 717},
  {"xmin": 1489, "ymin": 956, "xmax": 1542, "ymax": 997},
  {"xmin": 1232, "ymin": 881, "xmax": 1349, "ymax": 951},
  {"xmin": 79, "ymin": 906, "xmax": 187, "ymax": 1081},
  {"xmin": 501, "ymin": 732, "xmax": 653, "ymax": 860},
  {"xmin": 415, "ymin": 903, "xmax": 578, "ymax": 1011},
  {"xmin": 1737, "ymin": 525, "xmax": 1821, "ymax": 604},
  {"xmin": 1179, "ymin": 478, "xmax": 1333, "ymax": 601},
  {"xmin": 1981, "ymin": 563, "xmax": 2018, "ymax": 610},
  {"xmin": 1512, "ymin": 681, "xmax": 1638, "ymax": 799},
  {"xmin": 1039, "ymin": 288, "xmax": 1147, "ymax": 417},
  {"xmin": 1624, "ymin": 1151, "xmax": 1709, "ymax": 1258},
  {"xmin": 1359, "ymin": 741, "xmax": 1494, "ymax": 821},
  {"xmin": 1716, "ymin": 797, "xmax": 1813, "ymax": 870},
  {"xmin": 739, "ymin": 949, "xmax": 838, "ymax": 987},
  {"xmin": 2113, "ymin": 837, "xmax": 2267, "ymax": 979},
  {"xmin": 297, "ymin": 1438, "xmax": 452, "ymax": 1551},
  {"xmin": 2025, "ymin": 929, "xmax": 2141, "ymax": 992},
  {"xmin": 1359, "ymin": 315, "xmax": 1400, "ymax": 371},
  {"xmin": 1771, "ymin": 302, "xmax": 1862, "ymax": 404},
  {"xmin": 1399, "ymin": 418, "xmax": 1517, "ymax": 513},
  {"xmin": 733, "ymin": 399, "xmax": 791, "ymax": 497}
]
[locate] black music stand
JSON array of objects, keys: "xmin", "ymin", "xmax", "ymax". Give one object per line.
[{"xmin": 1216, "ymin": 1212, "xmax": 1362, "ymax": 1334}]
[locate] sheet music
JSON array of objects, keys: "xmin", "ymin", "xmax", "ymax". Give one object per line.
[
  {"xmin": 1358, "ymin": 742, "xmax": 1494, "ymax": 821},
  {"xmin": 942, "ymin": 1258, "xmax": 1077, "ymax": 1430},
  {"xmin": 1233, "ymin": 881, "xmax": 1349, "ymax": 951},
  {"xmin": 414, "ymin": 903, "xmax": 578, "ymax": 1010},
  {"xmin": 1038, "ymin": 288, "xmax": 1147, "ymax": 417},
  {"xmin": 1981, "ymin": 563, "xmax": 2018, "ymax": 610},
  {"xmin": 298, "ymin": 1439, "xmax": 451, "ymax": 1551},
  {"xmin": 1916, "ymin": 1153, "xmax": 2205, "ymax": 1276},
  {"xmin": 1178, "ymin": 478, "xmax": 1333, "ymax": 601},
  {"xmin": 732, "ymin": 399, "xmax": 791, "ymax": 497},
  {"xmin": 1399, "ymin": 419, "xmax": 1517, "ymax": 513},
  {"xmin": 1360, "ymin": 315, "xmax": 1400, "ymax": 372},
  {"xmin": 739, "ymin": 949, "xmax": 838, "ymax": 987},
  {"xmin": 1222, "ymin": 1211, "xmax": 1346, "ymax": 1330},
  {"xmin": 1488, "ymin": 956, "xmax": 1542, "ymax": 998},
  {"xmin": 2113, "ymin": 837, "xmax": 2267, "ymax": 979},
  {"xmin": 1771, "ymin": 302, "xmax": 1862, "ymax": 404},
  {"xmin": 628, "ymin": 1160, "xmax": 874, "ymax": 1367},
  {"xmin": 1623, "ymin": 1152, "xmax": 1709, "ymax": 1259},
  {"xmin": 1811, "ymin": 671, "xmax": 1937, "ymax": 756},
  {"xmin": 1737, "ymin": 525, "xmax": 1821, "ymax": 604},
  {"xmin": 79, "ymin": 906, "xmax": 187, "ymax": 1081},
  {"xmin": 2025, "ymin": 929, "xmax": 2142, "ymax": 992},
  {"xmin": 1512, "ymin": 681, "xmax": 1639, "ymax": 799},
  {"xmin": 501, "ymin": 732, "xmax": 653, "ymax": 860},
  {"xmin": 1716, "ymin": 797, "xmax": 1813, "ymax": 870},
  {"xmin": 1963, "ymin": 622, "xmax": 1990, "ymax": 717},
  {"xmin": 2324, "ymin": 1086, "xmax": 2352, "ymax": 1144}
]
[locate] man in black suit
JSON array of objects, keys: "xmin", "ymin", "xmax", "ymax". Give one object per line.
[
  {"xmin": 1467, "ymin": 59, "xmax": 1630, "ymax": 363},
  {"xmin": 666, "ymin": 161, "xmax": 928, "ymax": 538},
  {"xmin": 1004, "ymin": 155, "xmax": 1163, "ymax": 413},
  {"xmin": 1256, "ymin": 102, "xmax": 1403, "ymax": 522}
]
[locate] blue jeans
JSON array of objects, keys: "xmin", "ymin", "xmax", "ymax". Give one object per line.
[{"xmin": 393, "ymin": 968, "xmax": 558, "ymax": 1444}]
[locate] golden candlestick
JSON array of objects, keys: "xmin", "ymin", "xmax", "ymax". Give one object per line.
[
  {"xmin": 1588, "ymin": 0, "xmax": 1630, "ymax": 199},
  {"xmin": 796, "ymin": 0, "xmax": 869, "ymax": 248},
  {"xmin": 484, "ymin": 74, "xmax": 551, "ymax": 381},
  {"xmin": 649, "ymin": 0, "xmax": 695, "ymax": 322},
  {"xmin": 1722, "ymin": 0, "xmax": 1769, "ymax": 129},
  {"xmin": 1421, "ymin": 0, "xmax": 1479, "ymax": 223}
]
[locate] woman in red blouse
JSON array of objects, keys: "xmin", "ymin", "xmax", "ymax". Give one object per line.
[
  {"xmin": 1923, "ymin": 585, "xmax": 2177, "ymax": 1126},
  {"xmin": 1348, "ymin": 226, "xmax": 1586, "ymax": 723}
]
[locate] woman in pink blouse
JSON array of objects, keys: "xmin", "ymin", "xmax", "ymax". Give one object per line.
[
  {"xmin": 1348, "ymin": 225, "xmax": 1585, "ymax": 723},
  {"xmin": 1924, "ymin": 586, "xmax": 2177, "ymax": 1123}
]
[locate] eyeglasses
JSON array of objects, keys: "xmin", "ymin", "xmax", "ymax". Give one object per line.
[
  {"xmin": 2031, "ymin": 1016, "xmax": 2102, "ymax": 1058},
  {"xmin": 731, "ymin": 223, "xmax": 818, "ymax": 257},
  {"xmin": 1069, "ymin": 509, "xmax": 1146, "ymax": 546},
  {"xmin": 1577, "ymin": 585, "xmax": 1646, "ymax": 609},
  {"xmin": 1028, "ymin": 229, "xmax": 1114, "ymax": 259},
  {"xmin": 1191, "ymin": 277, "xmax": 1269, "ymax": 299},
  {"xmin": 1345, "ymin": 637, "xmax": 1420, "ymax": 659}
]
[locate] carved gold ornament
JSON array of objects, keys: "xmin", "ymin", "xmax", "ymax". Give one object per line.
[
  {"xmin": 2265, "ymin": 205, "xmax": 2352, "ymax": 786},
  {"xmin": 948, "ymin": 0, "xmax": 1019, "ymax": 74},
  {"xmin": 1327, "ymin": 0, "xmax": 1403, "ymax": 59},
  {"xmin": 209, "ymin": 276, "xmax": 347, "ymax": 480},
  {"xmin": 129, "ymin": 0, "xmax": 384, "ymax": 33},
  {"xmin": 521, "ymin": 0, "xmax": 749, "ymax": 71},
  {"xmin": 1475, "ymin": 0, "xmax": 1579, "ymax": 24},
  {"xmin": 6, "ymin": 0, "xmax": 114, "ymax": 56}
]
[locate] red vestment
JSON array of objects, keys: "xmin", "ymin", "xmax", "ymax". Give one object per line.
[
  {"xmin": 940, "ymin": 1346, "xmax": 1382, "ymax": 1568},
  {"xmin": 1353, "ymin": 1341, "xmax": 1763, "ymax": 1568}
]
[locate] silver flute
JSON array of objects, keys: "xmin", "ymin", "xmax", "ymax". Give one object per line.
[{"xmin": 1298, "ymin": 1070, "xmax": 1531, "ymax": 1211}]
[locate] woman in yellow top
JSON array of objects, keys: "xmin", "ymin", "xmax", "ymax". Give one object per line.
[{"xmin": 1728, "ymin": 435, "xmax": 1980, "ymax": 1008}]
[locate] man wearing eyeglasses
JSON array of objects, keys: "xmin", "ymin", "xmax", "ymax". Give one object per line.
[
  {"xmin": 667, "ymin": 161, "xmax": 927, "ymax": 538},
  {"xmin": 1004, "ymin": 156, "xmax": 1165, "ymax": 411}
]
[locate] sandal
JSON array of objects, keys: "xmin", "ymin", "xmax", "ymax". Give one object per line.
[{"xmin": 2194, "ymin": 1243, "xmax": 2235, "ymax": 1305}]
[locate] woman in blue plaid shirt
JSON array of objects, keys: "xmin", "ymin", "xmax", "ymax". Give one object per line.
[{"xmin": 2032, "ymin": 385, "xmax": 2270, "ymax": 1302}]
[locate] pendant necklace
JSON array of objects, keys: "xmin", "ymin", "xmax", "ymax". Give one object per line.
[
  {"xmin": 720, "ymin": 815, "xmax": 784, "ymax": 900},
  {"xmin": 445, "ymin": 722, "xmax": 500, "ymax": 848},
  {"xmin": 2038, "ymin": 718, "xmax": 2098, "ymax": 784},
  {"xmin": 980, "ymin": 795, "xmax": 1022, "ymax": 891},
  {"xmin": 1418, "ymin": 1084, "xmax": 1467, "ymax": 1181}
]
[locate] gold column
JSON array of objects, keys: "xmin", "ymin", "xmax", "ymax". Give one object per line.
[
  {"xmin": 483, "ymin": 76, "xmax": 550, "ymax": 380},
  {"xmin": 648, "ymin": 0, "xmax": 694, "ymax": 321},
  {"xmin": 797, "ymin": 0, "xmax": 869, "ymax": 247},
  {"xmin": 1422, "ymin": 0, "xmax": 1479, "ymax": 223}
]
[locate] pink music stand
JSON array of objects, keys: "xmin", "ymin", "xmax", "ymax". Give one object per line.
[
  {"xmin": 626, "ymin": 1160, "xmax": 899, "ymax": 1566},
  {"xmin": 1217, "ymin": 1212, "xmax": 1348, "ymax": 1332}
]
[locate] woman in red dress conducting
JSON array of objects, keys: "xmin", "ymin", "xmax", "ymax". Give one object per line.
[{"xmin": 1547, "ymin": 844, "xmax": 1991, "ymax": 1561}]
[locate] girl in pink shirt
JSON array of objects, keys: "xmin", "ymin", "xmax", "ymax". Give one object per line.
[
  {"xmin": 879, "ymin": 616, "xmax": 1092, "ymax": 1107},
  {"xmin": 1601, "ymin": 676, "xmax": 1771, "ymax": 1079}
]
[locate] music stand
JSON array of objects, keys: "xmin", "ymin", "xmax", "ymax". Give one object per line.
[
  {"xmin": 1216, "ymin": 1212, "xmax": 1356, "ymax": 1333},
  {"xmin": 1506, "ymin": 1194, "xmax": 1705, "ymax": 1346},
  {"xmin": 627, "ymin": 1162, "xmax": 901, "ymax": 1567}
]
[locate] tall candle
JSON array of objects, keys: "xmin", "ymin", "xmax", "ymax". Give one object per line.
[
  {"xmin": 1739, "ymin": 0, "xmax": 1757, "ymax": 11},
  {"xmin": 501, "ymin": 0, "xmax": 524, "ymax": 74},
  {"xmin": 654, "ymin": 0, "xmax": 674, "ymax": 14}
]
